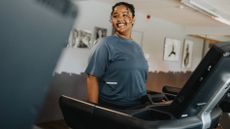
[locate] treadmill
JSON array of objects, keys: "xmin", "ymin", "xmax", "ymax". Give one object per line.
[{"xmin": 60, "ymin": 42, "xmax": 230, "ymax": 129}]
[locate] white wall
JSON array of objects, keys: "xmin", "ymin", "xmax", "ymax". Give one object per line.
[
  {"xmin": 139, "ymin": 16, "xmax": 187, "ymax": 72},
  {"xmin": 55, "ymin": 1, "xmax": 204, "ymax": 74},
  {"xmin": 55, "ymin": 1, "xmax": 112, "ymax": 74}
]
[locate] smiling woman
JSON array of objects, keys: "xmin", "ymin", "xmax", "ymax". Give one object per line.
[
  {"xmin": 85, "ymin": 2, "xmax": 150, "ymax": 110},
  {"xmin": 110, "ymin": 2, "xmax": 135, "ymax": 39}
]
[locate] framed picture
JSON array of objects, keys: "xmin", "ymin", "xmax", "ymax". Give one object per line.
[
  {"xmin": 182, "ymin": 39, "xmax": 193, "ymax": 68},
  {"xmin": 67, "ymin": 28, "xmax": 92, "ymax": 48},
  {"xmin": 67, "ymin": 28, "xmax": 80, "ymax": 48},
  {"xmin": 79, "ymin": 30, "xmax": 92, "ymax": 48},
  {"xmin": 94, "ymin": 27, "xmax": 107, "ymax": 41},
  {"xmin": 163, "ymin": 38, "xmax": 181, "ymax": 61}
]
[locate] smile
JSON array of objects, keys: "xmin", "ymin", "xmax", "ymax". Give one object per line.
[{"xmin": 116, "ymin": 23, "xmax": 126, "ymax": 28}]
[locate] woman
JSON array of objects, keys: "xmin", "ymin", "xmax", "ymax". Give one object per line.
[{"xmin": 85, "ymin": 2, "xmax": 149, "ymax": 109}]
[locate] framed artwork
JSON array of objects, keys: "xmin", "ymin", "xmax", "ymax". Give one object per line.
[
  {"xmin": 163, "ymin": 38, "xmax": 181, "ymax": 61},
  {"xmin": 86, "ymin": 27, "xmax": 107, "ymax": 48},
  {"xmin": 182, "ymin": 39, "xmax": 193, "ymax": 68},
  {"xmin": 94, "ymin": 27, "xmax": 107, "ymax": 41},
  {"xmin": 67, "ymin": 28, "xmax": 79, "ymax": 48},
  {"xmin": 67, "ymin": 28, "xmax": 92, "ymax": 48}
]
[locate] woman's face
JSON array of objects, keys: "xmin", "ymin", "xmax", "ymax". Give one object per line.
[{"xmin": 111, "ymin": 5, "xmax": 135, "ymax": 36}]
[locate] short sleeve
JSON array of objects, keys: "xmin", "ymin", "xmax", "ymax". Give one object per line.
[{"xmin": 85, "ymin": 39, "xmax": 109, "ymax": 77}]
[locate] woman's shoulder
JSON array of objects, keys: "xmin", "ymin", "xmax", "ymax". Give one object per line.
[
  {"xmin": 93, "ymin": 36, "xmax": 114, "ymax": 48},
  {"xmin": 97, "ymin": 35, "xmax": 118, "ymax": 45},
  {"xmin": 103, "ymin": 35, "xmax": 118, "ymax": 41}
]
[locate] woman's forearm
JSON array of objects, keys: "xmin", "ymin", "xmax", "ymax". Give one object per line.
[{"xmin": 86, "ymin": 75, "xmax": 99, "ymax": 104}]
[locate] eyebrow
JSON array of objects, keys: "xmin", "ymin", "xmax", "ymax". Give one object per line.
[{"xmin": 112, "ymin": 11, "xmax": 130, "ymax": 15}]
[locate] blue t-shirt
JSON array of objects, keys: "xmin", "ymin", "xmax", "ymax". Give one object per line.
[{"xmin": 85, "ymin": 35, "xmax": 148, "ymax": 106}]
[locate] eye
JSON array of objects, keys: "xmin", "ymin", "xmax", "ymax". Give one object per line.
[
  {"xmin": 123, "ymin": 13, "xmax": 129, "ymax": 17},
  {"xmin": 112, "ymin": 15, "xmax": 118, "ymax": 18}
]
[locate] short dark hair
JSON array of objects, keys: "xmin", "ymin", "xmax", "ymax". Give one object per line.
[{"xmin": 111, "ymin": 2, "xmax": 135, "ymax": 17}]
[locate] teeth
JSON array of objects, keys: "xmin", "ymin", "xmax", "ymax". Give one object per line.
[{"xmin": 117, "ymin": 23, "xmax": 125, "ymax": 27}]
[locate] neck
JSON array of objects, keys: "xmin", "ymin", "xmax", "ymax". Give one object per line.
[{"xmin": 115, "ymin": 32, "xmax": 132, "ymax": 40}]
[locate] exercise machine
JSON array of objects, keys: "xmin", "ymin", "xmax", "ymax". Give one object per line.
[{"xmin": 60, "ymin": 42, "xmax": 230, "ymax": 129}]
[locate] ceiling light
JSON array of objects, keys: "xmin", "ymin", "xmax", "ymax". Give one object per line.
[
  {"xmin": 213, "ymin": 16, "xmax": 230, "ymax": 26},
  {"xmin": 181, "ymin": 0, "xmax": 230, "ymax": 26}
]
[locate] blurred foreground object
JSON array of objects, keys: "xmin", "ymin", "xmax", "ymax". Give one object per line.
[{"xmin": 0, "ymin": 0, "xmax": 77, "ymax": 128}]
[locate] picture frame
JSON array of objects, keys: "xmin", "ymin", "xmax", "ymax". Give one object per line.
[
  {"xmin": 182, "ymin": 39, "xmax": 193, "ymax": 68},
  {"xmin": 163, "ymin": 38, "xmax": 181, "ymax": 61},
  {"xmin": 94, "ymin": 26, "xmax": 107, "ymax": 41},
  {"xmin": 67, "ymin": 28, "xmax": 92, "ymax": 49}
]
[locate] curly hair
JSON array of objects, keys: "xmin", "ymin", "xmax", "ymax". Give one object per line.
[{"xmin": 111, "ymin": 2, "xmax": 135, "ymax": 17}]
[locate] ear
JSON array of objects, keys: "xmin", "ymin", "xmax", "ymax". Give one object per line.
[
  {"xmin": 131, "ymin": 16, "xmax": 136, "ymax": 26},
  {"xmin": 132, "ymin": 16, "xmax": 136, "ymax": 24}
]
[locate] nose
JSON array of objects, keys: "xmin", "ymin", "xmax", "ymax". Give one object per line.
[
  {"xmin": 116, "ymin": 15, "xmax": 125, "ymax": 22},
  {"xmin": 112, "ymin": 14, "xmax": 125, "ymax": 22}
]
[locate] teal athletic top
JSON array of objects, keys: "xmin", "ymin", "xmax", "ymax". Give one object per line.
[{"xmin": 85, "ymin": 35, "xmax": 148, "ymax": 107}]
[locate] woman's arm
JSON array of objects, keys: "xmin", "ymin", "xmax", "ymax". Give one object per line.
[{"xmin": 86, "ymin": 75, "xmax": 99, "ymax": 104}]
